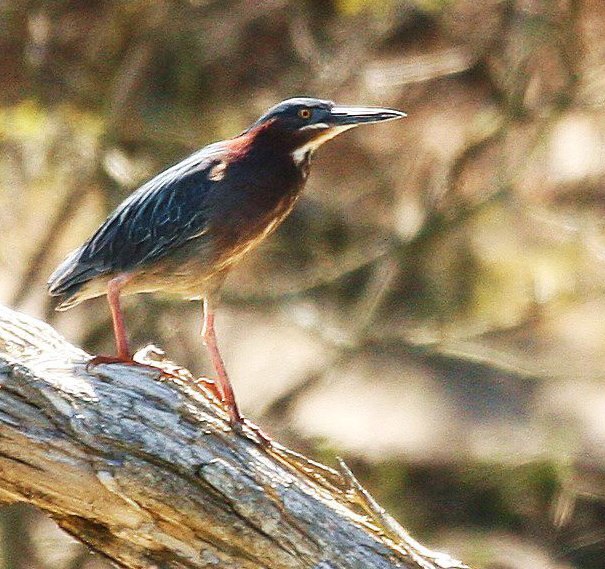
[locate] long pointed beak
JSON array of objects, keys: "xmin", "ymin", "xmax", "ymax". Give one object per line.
[{"xmin": 328, "ymin": 105, "xmax": 406, "ymax": 126}]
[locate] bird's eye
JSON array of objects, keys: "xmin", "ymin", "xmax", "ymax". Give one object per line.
[{"xmin": 298, "ymin": 108, "xmax": 312, "ymax": 120}]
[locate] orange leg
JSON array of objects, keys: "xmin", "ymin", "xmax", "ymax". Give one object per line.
[
  {"xmin": 87, "ymin": 274, "xmax": 134, "ymax": 368},
  {"xmin": 202, "ymin": 298, "xmax": 242, "ymax": 425},
  {"xmin": 107, "ymin": 274, "xmax": 132, "ymax": 360}
]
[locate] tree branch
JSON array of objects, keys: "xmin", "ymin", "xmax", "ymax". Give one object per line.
[{"xmin": 0, "ymin": 305, "xmax": 468, "ymax": 569}]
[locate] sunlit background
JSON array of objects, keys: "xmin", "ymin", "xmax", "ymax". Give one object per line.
[{"xmin": 2, "ymin": 0, "xmax": 605, "ymax": 568}]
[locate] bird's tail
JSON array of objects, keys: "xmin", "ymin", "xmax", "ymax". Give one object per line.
[
  {"xmin": 48, "ymin": 249, "xmax": 80, "ymax": 293},
  {"xmin": 48, "ymin": 248, "xmax": 91, "ymax": 310}
]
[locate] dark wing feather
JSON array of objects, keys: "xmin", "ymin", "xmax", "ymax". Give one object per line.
[{"xmin": 48, "ymin": 142, "xmax": 227, "ymax": 297}]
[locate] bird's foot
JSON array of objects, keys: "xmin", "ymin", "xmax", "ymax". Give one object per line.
[
  {"xmin": 85, "ymin": 352, "xmax": 187, "ymax": 382},
  {"xmin": 86, "ymin": 354, "xmax": 135, "ymax": 371}
]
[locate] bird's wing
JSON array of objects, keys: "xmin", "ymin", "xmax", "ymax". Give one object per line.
[{"xmin": 48, "ymin": 142, "xmax": 227, "ymax": 296}]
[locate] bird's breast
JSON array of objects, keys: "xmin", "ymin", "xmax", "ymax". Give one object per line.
[
  {"xmin": 210, "ymin": 186, "xmax": 301, "ymax": 272},
  {"xmin": 142, "ymin": 138, "xmax": 307, "ymax": 292}
]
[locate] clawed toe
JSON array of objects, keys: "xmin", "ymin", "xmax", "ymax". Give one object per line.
[{"xmin": 85, "ymin": 354, "xmax": 135, "ymax": 372}]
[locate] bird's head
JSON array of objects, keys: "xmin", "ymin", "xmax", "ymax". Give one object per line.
[{"xmin": 246, "ymin": 97, "xmax": 406, "ymax": 164}]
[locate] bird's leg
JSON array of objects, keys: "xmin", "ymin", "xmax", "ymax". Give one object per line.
[
  {"xmin": 88, "ymin": 277, "xmax": 206, "ymax": 386},
  {"xmin": 86, "ymin": 274, "xmax": 135, "ymax": 369},
  {"xmin": 107, "ymin": 274, "xmax": 132, "ymax": 359},
  {"xmin": 202, "ymin": 298, "xmax": 243, "ymax": 426}
]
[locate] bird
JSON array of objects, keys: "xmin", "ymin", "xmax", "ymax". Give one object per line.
[{"xmin": 48, "ymin": 97, "xmax": 405, "ymax": 428}]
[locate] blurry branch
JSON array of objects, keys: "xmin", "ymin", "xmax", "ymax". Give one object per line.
[
  {"xmin": 558, "ymin": 0, "xmax": 583, "ymax": 98},
  {"xmin": 446, "ymin": 126, "xmax": 505, "ymax": 198},
  {"xmin": 105, "ymin": 1, "xmax": 179, "ymax": 130},
  {"xmin": 11, "ymin": 182, "xmax": 97, "ymax": 312},
  {"xmin": 185, "ymin": 0, "xmax": 291, "ymax": 64},
  {"xmin": 222, "ymin": 178, "xmax": 509, "ymax": 309},
  {"xmin": 0, "ymin": 305, "xmax": 469, "ymax": 569},
  {"xmin": 363, "ymin": 48, "xmax": 476, "ymax": 91},
  {"xmin": 289, "ymin": 5, "xmax": 409, "ymax": 96},
  {"xmin": 108, "ymin": 39, "xmax": 154, "ymax": 128}
]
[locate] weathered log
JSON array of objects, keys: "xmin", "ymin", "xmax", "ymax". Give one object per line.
[{"xmin": 0, "ymin": 305, "xmax": 468, "ymax": 569}]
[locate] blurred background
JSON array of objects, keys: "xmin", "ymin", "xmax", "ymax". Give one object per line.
[{"xmin": 1, "ymin": 0, "xmax": 605, "ymax": 567}]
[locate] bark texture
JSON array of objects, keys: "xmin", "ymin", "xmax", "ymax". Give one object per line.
[{"xmin": 0, "ymin": 305, "xmax": 468, "ymax": 569}]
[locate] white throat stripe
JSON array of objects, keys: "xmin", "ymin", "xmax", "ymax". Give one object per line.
[{"xmin": 291, "ymin": 125, "xmax": 356, "ymax": 164}]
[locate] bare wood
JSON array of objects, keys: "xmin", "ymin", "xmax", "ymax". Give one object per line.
[{"xmin": 0, "ymin": 305, "xmax": 468, "ymax": 569}]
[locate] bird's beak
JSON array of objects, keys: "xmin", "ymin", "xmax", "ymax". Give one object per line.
[
  {"xmin": 328, "ymin": 105, "xmax": 406, "ymax": 126},
  {"xmin": 293, "ymin": 103, "xmax": 406, "ymax": 160}
]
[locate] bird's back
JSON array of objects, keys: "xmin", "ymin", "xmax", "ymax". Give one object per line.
[
  {"xmin": 48, "ymin": 134, "xmax": 305, "ymax": 309},
  {"xmin": 48, "ymin": 142, "xmax": 228, "ymax": 307}
]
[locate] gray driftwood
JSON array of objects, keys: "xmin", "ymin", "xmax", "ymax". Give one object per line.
[{"xmin": 0, "ymin": 305, "xmax": 468, "ymax": 569}]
